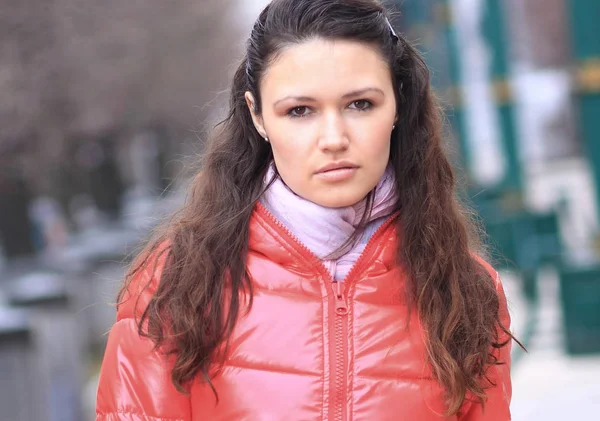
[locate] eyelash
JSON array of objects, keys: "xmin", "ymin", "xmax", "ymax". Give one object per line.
[{"xmin": 287, "ymin": 99, "xmax": 374, "ymax": 119}]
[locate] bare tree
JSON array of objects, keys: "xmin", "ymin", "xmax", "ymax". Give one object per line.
[{"xmin": 0, "ymin": 0, "xmax": 242, "ymax": 225}]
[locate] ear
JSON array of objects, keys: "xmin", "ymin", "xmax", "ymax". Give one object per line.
[{"xmin": 245, "ymin": 92, "xmax": 267, "ymax": 138}]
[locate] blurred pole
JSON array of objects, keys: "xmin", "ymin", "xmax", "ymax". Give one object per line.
[
  {"xmin": 0, "ymin": 162, "xmax": 37, "ymax": 258},
  {"xmin": 394, "ymin": 0, "xmax": 429, "ymax": 31},
  {"xmin": 76, "ymin": 135, "xmax": 125, "ymax": 221},
  {"xmin": 435, "ymin": 0, "xmax": 470, "ymax": 174},
  {"xmin": 541, "ymin": 0, "xmax": 600, "ymax": 355},
  {"xmin": 481, "ymin": 0, "xmax": 522, "ymax": 193},
  {"xmin": 446, "ymin": 0, "xmax": 508, "ymax": 189},
  {"xmin": 394, "ymin": 0, "xmax": 463, "ymax": 159},
  {"xmin": 567, "ymin": 0, "xmax": 600, "ymax": 222}
]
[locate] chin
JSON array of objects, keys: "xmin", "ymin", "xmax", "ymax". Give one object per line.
[{"xmin": 310, "ymin": 191, "xmax": 367, "ymax": 208}]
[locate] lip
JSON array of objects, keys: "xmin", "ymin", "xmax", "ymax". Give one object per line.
[
  {"xmin": 315, "ymin": 161, "xmax": 359, "ymax": 174},
  {"xmin": 314, "ymin": 161, "xmax": 359, "ymax": 183}
]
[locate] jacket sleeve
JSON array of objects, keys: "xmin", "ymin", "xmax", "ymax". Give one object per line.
[
  {"xmin": 95, "ymin": 247, "xmax": 192, "ymax": 421},
  {"xmin": 458, "ymin": 260, "xmax": 512, "ymax": 421}
]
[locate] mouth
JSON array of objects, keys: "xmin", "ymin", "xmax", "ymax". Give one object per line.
[
  {"xmin": 315, "ymin": 162, "xmax": 359, "ymax": 174},
  {"xmin": 314, "ymin": 162, "xmax": 359, "ymax": 182}
]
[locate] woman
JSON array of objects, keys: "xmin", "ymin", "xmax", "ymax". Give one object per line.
[{"xmin": 96, "ymin": 0, "xmax": 517, "ymax": 420}]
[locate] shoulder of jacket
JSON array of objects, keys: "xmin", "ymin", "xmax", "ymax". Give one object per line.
[
  {"xmin": 116, "ymin": 240, "xmax": 171, "ymax": 322},
  {"xmin": 471, "ymin": 253, "xmax": 499, "ymax": 283}
]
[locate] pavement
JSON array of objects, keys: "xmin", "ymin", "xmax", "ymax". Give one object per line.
[
  {"xmin": 0, "ymin": 191, "xmax": 181, "ymax": 421},
  {"xmin": 504, "ymin": 267, "xmax": 600, "ymax": 420}
]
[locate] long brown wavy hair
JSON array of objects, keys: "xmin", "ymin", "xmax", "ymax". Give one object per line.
[{"xmin": 118, "ymin": 0, "xmax": 518, "ymax": 415}]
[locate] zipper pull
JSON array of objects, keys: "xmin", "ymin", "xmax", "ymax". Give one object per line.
[{"xmin": 332, "ymin": 281, "xmax": 348, "ymax": 316}]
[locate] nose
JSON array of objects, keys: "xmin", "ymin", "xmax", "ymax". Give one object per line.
[{"xmin": 317, "ymin": 111, "xmax": 349, "ymax": 152}]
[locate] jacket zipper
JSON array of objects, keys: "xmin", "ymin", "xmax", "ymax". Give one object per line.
[
  {"xmin": 256, "ymin": 203, "xmax": 399, "ymax": 421},
  {"xmin": 328, "ymin": 215, "xmax": 398, "ymax": 421},
  {"xmin": 331, "ymin": 280, "xmax": 348, "ymax": 421}
]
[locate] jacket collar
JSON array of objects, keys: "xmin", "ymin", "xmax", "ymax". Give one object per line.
[{"xmin": 249, "ymin": 202, "xmax": 401, "ymax": 280}]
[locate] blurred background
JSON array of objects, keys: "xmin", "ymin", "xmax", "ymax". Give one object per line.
[{"xmin": 0, "ymin": 0, "xmax": 598, "ymax": 420}]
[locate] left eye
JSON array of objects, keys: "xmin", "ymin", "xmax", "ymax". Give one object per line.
[{"xmin": 349, "ymin": 100, "xmax": 372, "ymax": 111}]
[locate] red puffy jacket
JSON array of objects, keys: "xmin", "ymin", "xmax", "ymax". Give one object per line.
[{"xmin": 96, "ymin": 204, "xmax": 512, "ymax": 420}]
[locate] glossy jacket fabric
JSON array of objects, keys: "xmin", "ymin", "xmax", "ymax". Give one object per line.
[{"xmin": 96, "ymin": 203, "xmax": 512, "ymax": 421}]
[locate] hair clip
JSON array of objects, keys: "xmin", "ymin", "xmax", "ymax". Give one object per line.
[{"xmin": 384, "ymin": 16, "xmax": 399, "ymax": 44}]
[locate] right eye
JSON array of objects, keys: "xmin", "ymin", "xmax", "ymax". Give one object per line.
[{"xmin": 288, "ymin": 106, "xmax": 312, "ymax": 118}]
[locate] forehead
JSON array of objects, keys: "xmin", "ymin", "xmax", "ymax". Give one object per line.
[{"xmin": 260, "ymin": 38, "xmax": 392, "ymax": 99}]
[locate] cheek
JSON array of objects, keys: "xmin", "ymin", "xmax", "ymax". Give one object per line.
[
  {"xmin": 269, "ymin": 138, "xmax": 313, "ymax": 189},
  {"xmin": 268, "ymin": 123, "xmax": 315, "ymax": 165},
  {"xmin": 359, "ymin": 124, "xmax": 391, "ymax": 157},
  {"xmin": 270, "ymin": 137, "xmax": 309, "ymax": 167}
]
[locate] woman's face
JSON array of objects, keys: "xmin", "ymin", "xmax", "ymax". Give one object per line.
[{"xmin": 246, "ymin": 38, "xmax": 397, "ymax": 208}]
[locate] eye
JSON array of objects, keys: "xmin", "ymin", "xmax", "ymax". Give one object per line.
[
  {"xmin": 288, "ymin": 106, "xmax": 311, "ymax": 118},
  {"xmin": 349, "ymin": 99, "xmax": 373, "ymax": 111}
]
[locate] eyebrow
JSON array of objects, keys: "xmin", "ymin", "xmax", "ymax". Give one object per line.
[{"xmin": 273, "ymin": 87, "xmax": 385, "ymax": 107}]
